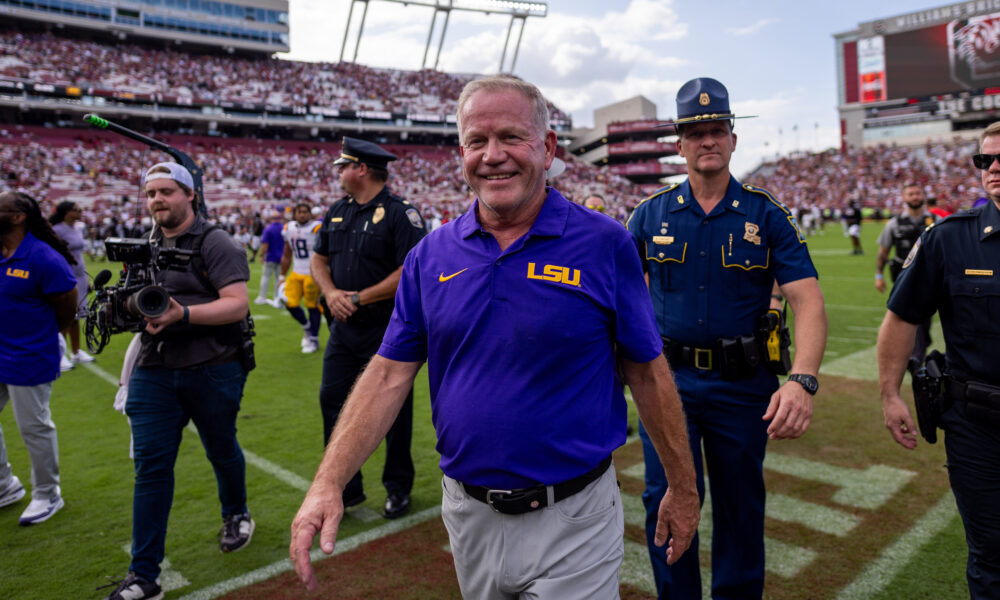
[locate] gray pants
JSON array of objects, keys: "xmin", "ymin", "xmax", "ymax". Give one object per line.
[
  {"xmin": 258, "ymin": 261, "xmax": 280, "ymax": 300},
  {"xmin": 0, "ymin": 382, "xmax": 60, "ymax": 500},
  {"xmin": 441, "ymin": 463, "xmax": 623, "ymax": 600}
]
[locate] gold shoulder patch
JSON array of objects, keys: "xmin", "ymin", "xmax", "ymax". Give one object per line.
[{"xmin": 902, "ymin": 237, "xmax": 921, "ymax": 269}]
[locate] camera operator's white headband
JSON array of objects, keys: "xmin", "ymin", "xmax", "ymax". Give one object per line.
[{"xmin": 143, "ymin": 162, "xmax": 194, "ymax": 189}]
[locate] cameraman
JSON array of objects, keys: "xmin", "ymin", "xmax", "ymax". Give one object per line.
[{"xmin": 103, "ymin": 163, "xmax": 254, "ymax": 600}]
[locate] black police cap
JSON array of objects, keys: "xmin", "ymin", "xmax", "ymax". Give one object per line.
[{"xmin": 333, "ymin": 137, "xmax": 398, "ymax": 170}]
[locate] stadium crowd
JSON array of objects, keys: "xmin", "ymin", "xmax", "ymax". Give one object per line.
[
  {"xmin": 2, "ymin": 124, "xmax": 992, "ymax": 254},
  {"xmin": 748, "ymin": 137, "xmax": 984, "ymax": 216},
  {"xmin": 0, "ymin": 125, "xmax": 646, "ymax": 251},
  {"xmin": 0, "ymin": 28, "xmax": 570, "ymax": 122}
]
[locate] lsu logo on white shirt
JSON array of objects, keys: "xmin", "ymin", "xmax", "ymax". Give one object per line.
[{"xmin": 526, "ymin": 262, "xmax": 580, "ymax": 287}]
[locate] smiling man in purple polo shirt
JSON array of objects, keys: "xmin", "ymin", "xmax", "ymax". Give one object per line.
[{"xmin": 291, "ymin": 75, "xmax": 700, "ymax": 597}]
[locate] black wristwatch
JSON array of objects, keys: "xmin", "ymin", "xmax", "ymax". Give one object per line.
[
  {"xmin": 788, "ymin": 373, "xmax": 818, "ymax": 395},
  {"xmin": 350, "ymin": 293, "xmax": 361, "ymax": 306}
]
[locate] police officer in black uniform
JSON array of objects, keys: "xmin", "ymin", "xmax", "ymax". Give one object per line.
[
  {"xmin": 311, "ymin": 137, "xmax": 426, "ymax": 519},
  {"xmin": 877, "ymin": 121, "xmax": 1000, "ymax": 599},
  {"xmin": 875, "ymin": 182, "xmax": 937, "ymax": 367}
]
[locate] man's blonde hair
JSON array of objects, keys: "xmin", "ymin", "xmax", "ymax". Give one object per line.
[
  {"xmin": 456, "ymin": 75, "xmax": 549, "ymax": 143},
  {"xmin": 979, "ymin": 121, "xmax": 1000, "ymax": 149}
]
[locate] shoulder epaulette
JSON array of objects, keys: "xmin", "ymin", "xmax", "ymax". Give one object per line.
[
  {"xmin": 935, "ymin": 210, "xmax": 976, "ymax": 226},
  {"xmin": 742, "ymin": 184, "xmax": 790, "ymax": 215},
  {"xmin": 633, "ymin": 182, "xmax": 680, "ymax": 210},
  {"xmin": 627, "ymin": 182, "xmax": 680, "ymax": 228}
]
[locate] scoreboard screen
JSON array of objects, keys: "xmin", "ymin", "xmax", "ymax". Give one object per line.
[{"xmin": 856, "ymin": 11, "xmax": 1000, "ymax": 103}]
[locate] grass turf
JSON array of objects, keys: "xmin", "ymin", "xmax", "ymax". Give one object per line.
[{"xmin": 0, "ymin": 219, "xmax": 970, "ymax": 599}]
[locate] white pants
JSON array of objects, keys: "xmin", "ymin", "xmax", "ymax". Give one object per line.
[
  {"xmin": 0, "ymin": 382, "xmax": 60, "ymax": 500},
  {"xmin": 441, "ymin": 463, "xmax": 623, "ymax": 600}
]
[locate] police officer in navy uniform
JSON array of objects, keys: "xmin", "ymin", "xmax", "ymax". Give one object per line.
[
  {"xmin": 875, "ymin": 182, "xmax": 937, "ymax": 368},
  {"xmin": 627, "ymin": 77, "xmax": 828, "ymax": 599},
  {"xmin": 878, "ymin": 121, "xmax": 1000, "ymax": 599},
  {"xmin": 311, "ymin": 137, "xmax": 426, "ymax": 519}
]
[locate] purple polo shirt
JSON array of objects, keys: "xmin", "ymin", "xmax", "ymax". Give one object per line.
[
  {"xmin": 261, "ymin": 221, "xmax": 285, "ymax": 263},
  {"xmin": 379, "ymin": 188, "xmax": 662, "ymax": 488},
  {"xmin": 0, "ymin": 232, "xmax": 77, "ymax": 386}
]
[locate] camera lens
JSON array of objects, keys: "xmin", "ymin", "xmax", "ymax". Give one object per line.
[{"xmin": 127, "ymin": 285, "xmax": 170, "ymax": 318}]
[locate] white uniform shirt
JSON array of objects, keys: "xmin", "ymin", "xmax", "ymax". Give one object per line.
[{"xmin": 282, "ymin": 219, "xmax": 322, "ymax": 276}]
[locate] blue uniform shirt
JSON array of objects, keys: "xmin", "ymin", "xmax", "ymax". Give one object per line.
[
  {"xmin": 379, "ymin": 188, "xmax": 662, "ymax": 488},
  {"xmin": 0, "ymin": 232, "xmax": 77, "ymax": 386},
  {"xmin": 627, "ymin": 176, "xmax": 817, "ymax": 348},
  {"xmin": 888, "ymin": 201, "xmax": 1000, "ymax": 384}
]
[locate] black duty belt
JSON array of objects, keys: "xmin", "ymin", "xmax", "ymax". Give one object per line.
[
  {"xmin": 662, "ymin": 337, "xmax": 721, "ymax": 371},
  {"xmin": 945, "ymin": 378, "xmax": 1000, "ymax": 425},
  {"xmin": 461, "ymin": 456, "xmax": 612, "ymax": 515}
]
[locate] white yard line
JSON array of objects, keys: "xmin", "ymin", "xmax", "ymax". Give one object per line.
[
  {"xmin": 176, "ymin": 506, "xmax": 444, "ymax": 600},
  {"xmin": 835, "ymin": 491, "xmax": 959, "ymax": 600}
]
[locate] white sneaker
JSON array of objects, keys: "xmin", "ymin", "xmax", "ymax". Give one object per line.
[
  {"xmin": 60, "ymin": 355, "xmax": 74, "ymax": 372},
  {"xmin": 73, "ymin": 349, "xmax": 95, "ymax": 364},
  {"xmin": 19, "ymin": 494, "xmax": 64, "ymax": 525},
  {"xmin": 302, "ymin": 337, "xmax": 319, "ymax": 354},
  {"xmin": 0, "ymin": 476, "xmax": 25, "ymax": 508},
  {"xmin": 253, "ymin": 296, "xmax": 268, "ymax": 305},
  {"xmin": 269, "ymin": 298, "xmax": 284, "ymax": 309}
]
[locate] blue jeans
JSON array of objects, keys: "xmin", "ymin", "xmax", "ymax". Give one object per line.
[
  {"xmin": 125, "ymin": 362, "xmax": 248, "ymax": 581},
  {"xmin": 941, "ymin": 400, "xmax": 1000, "ymax": 599}
]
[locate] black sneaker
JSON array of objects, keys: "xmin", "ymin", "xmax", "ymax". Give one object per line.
[
  {"xmin": 218, "ymin": 512, "xmax": 255, "ymax": 553},
  {"xmin": 99, "ymin": 572, "xmax": 163, "ymax": 600}
]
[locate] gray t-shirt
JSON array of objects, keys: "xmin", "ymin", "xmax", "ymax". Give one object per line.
[{"xmin": 137, "ymin": 216, "xmax": 250, "ymax": 369}]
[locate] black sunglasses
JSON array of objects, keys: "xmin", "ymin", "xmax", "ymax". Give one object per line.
[{"xmin": 973, "ymin": 154, "xmax": 1000, "ymax": 169}]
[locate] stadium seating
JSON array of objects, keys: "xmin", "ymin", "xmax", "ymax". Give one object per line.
[
  {"xmin": 0, "ymin": 28, "xmax": 570, "ymax": 122},
  {"xmin": 0, "ymin": 124, "xmax": 644, "ymax": 237}
]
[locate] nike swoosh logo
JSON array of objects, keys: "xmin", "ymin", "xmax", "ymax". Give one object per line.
[{"xmin": 438, "ymin": 268, "xmax": 469, "ymax": 282}]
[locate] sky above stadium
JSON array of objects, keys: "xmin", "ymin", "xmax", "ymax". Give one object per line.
[{"xmin": 281, "ymin": 0, "xmax": 945, "ymax": 177}]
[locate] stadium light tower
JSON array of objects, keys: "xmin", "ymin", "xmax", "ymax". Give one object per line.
[{"xmin": 340, "ymin": 0, "xmax": 547, "ymax": 72}]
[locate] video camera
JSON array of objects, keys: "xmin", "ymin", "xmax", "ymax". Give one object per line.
[
  {"xmin": 80, "ymin": 113, "xmax": 209, "ymax": 355},
  {"xmin": 84, "ymin": 238, "xmax": 194, "ymax": 354}
]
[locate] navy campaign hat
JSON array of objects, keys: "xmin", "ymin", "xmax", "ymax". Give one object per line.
[
  {"xmin": 673, "ymin": 77, "xmax": 756, "ymax": 126},
  {"xmin": 333, "ymin": 137, "xmax": 398, "ymax": 169}
]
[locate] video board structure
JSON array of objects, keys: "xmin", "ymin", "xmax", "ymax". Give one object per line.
[{"xmin": 835, "ymin": 1, "xmax": 1000, "ymax": 149}]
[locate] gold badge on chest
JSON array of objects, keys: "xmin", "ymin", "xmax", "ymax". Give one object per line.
[
  {"xmin": 373, "ymin": 206, "xmax": 385, "ymax": 225},
  {"xmin": 743, "ymin": 222, "xmax": 761, "ymax": 245}
]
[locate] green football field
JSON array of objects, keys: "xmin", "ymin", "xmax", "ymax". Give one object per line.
[{"xmin": 0, "ymin": 220, "xmax": 968, "ymax": 599}]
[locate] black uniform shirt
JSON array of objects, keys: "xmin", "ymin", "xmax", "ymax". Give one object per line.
[
  {"xmin": 138, "ymin": 216, "xmax": 250, "ymax": 369},
  {"xmin": 888, "ymin": 201, "xmax": 1000, "ymax": 383},
  {"xmin": 314, "ymin": 187, "xmax": 426, "ymax": 326}
]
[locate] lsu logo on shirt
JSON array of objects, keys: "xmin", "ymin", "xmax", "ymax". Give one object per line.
[
  {"xmin": 526, "ymin": 262, "xmax": 580, "ymax": 287},
  {"xmin": 5, "ymin": 267, "xmax": 29, "ymax": 279}
]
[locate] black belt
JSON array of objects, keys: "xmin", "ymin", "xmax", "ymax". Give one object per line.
[
  {"xmin": 662, "ymin": 337, "xmax": 720, "ymax": 371},
  {"xmin": 944, "ymin": 378, "xmax": 1000, "ymax": 425},
  {"xmin": 461, "ymin": 456, "xmax": 612, "ymax": 515}
]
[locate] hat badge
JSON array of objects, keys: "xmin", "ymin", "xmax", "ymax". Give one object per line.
[{"xmin": 699, "ymin": 92, "xmax": 710, "ymax": 106}]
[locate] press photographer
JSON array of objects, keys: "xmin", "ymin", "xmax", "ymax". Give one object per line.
[{"xmin": 102, "ymin": 162, "xmax": 256, "ymax": 600}]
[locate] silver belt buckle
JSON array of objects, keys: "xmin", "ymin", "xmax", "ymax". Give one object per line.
[{"xmin": 486, "ymin": 489, "xmax": 512, "ymax": 513}]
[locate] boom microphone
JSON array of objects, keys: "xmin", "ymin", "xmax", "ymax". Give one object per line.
[{"xmin": 94, "ymin": 269, "xmax": 113, "ymax": 289}]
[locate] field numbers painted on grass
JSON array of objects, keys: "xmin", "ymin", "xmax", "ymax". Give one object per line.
[
  {"xmin": 763, "ymin": 453, "xmax": 915, "ymax": 510},
  {"xmin": 618, "ymin": 451, "xmax": 916, "ymax": 587}
]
